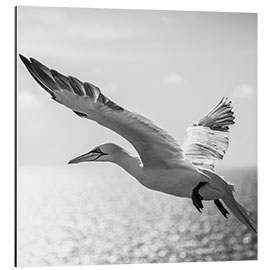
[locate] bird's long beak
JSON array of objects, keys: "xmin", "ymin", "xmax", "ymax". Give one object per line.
[{"xmin": 68, "ymin": 151, "xmax": 101, "ymax": 164}]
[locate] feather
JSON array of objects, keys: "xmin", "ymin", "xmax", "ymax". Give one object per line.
[
  {"xmin": 182, "ymin": 97, "xmax": 235, "ymax": 171},
  {"xmin": 19, "ymin": 54, "xmax": 184, "ymax": 169}
]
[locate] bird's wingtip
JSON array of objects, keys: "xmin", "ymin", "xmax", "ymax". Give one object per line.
[
  {"xmin": 19, "ymin": 53, "xmax": 26, "ymax": 60},
  {"xmin": 19, "ymin": 54, "xmax": 31, "ymax": 66},
  {"xmin": 67, "ymin": 159, "xmax": 75, "ymax": 165}
]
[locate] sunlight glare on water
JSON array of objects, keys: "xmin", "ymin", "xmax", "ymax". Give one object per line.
[{"xmin": 17, "ymin": 165, "xmax": 257, "ymax": 266}]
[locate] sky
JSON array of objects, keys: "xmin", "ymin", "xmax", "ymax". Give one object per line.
[{"xmin": 17, "ymin": 6, "xmax": 257, "ymax": 168}]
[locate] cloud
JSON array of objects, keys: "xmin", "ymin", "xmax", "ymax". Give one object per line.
[
  {"xmin": 160, "ymin": 15, "xmax": 171, "ymax": 24},
  {"xmin": 162, "ymin": 74, "xmax": 185, "ymax": 86},
  {"xmin": 18, "ymin": 91, "xmax": 42, "ymax": 112},
  {"xmin": 231, "ymin": 84, "xmax": 255, "ymax": 99},
  {"xmin": 19, "ymin": 7, "xmax": 136, "ymax": 43}
]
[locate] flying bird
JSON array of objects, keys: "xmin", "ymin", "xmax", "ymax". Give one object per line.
[{"xmin": 19, "ymin": 54, "xmax": 257, "ymax": 234}]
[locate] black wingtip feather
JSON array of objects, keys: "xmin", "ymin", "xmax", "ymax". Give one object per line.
[
  {"xmin": 19, "ymin": 54, "xmax": 125, "ymax": 113},
  {"xmin": 19, "ymin": 54, "xmax": 57, "ymax": 99},
  {"xmin": 19, "ymin": 54, "xmax": 28, "ymax": 63},
  {"xmin": 83, "ymin": 82, "xmax": 99, "ymax": 98},
  {"xmin": 51, "ymin": 69, "xmax": 72, "ymax": 92},
  {"xmin": 19, "ymin": 54, "xmax": 32, "ymax": 68},
  {"xmin": 196, "ymin": 97, "xmax": 235, "ymax": 132},
  {"xmin": 68, "ymin": 76, "xmax": 85, "ymax": 96}
]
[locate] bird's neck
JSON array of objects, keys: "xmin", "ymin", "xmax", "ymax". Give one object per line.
[{"xmin": 112, "ymin": 149, "xmax": 143, "ymax": 180}]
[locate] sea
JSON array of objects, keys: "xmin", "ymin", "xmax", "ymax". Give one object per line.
[{"xmin": 17, "ymin": 165, "xmax": 257, "ymax": 266}]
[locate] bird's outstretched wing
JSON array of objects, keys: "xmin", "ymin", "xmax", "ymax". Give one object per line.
[
  {"xmin": 182, "ymin": 97, "xmax": 235, "ymax": 171},
  {"xmin": 19, "ymin": 55, "xmax": 184, "ymax": 169}
]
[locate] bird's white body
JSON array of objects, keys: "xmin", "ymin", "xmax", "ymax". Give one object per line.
[
  {"xmin": 19, "ymin": 54, "xmax": 257, "ymax": 234},
  {"xmin": 139, "ymin": 168, "xmax": 219, "ymax": 200},
  {"xmin": 107, "ymin": 146, "xmax": 224, "ymax": 200}
]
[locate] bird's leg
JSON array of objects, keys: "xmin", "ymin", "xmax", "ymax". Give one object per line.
[
  {"xmin": 191, "ymin": 182, "xmax": 206, "ymax": 213},
  {"xmin": 214, "ymin": 199, "xmax": 229, "ymax": 218}
]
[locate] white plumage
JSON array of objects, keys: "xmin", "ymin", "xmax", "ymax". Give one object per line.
[
  {"xmin": 19, "ymin": 54, "xmax": 257, "ymax": 234},
  {"xmin": 182, "ymin": 97, "xmax": 233, "ymax": 171}
]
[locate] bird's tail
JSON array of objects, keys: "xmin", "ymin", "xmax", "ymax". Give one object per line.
[
  {"xmin": 222, "ymin": 197, "xmax": 257, "ymax": 234},
  {"xmin": 199, "ymin": 168, "xmax": 257, "ymax": 234}
]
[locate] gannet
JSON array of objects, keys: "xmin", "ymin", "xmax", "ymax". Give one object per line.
[{"xmin": 19, "ymin": 54, "xmax": 257, "ymax": 233}]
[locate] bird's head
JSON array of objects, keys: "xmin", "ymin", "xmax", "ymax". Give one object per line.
[{"xmin": 68, "ymin": 143, "xmax": 121, "ymax": 164}]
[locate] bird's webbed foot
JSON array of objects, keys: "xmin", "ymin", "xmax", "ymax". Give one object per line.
[
  {"xmin": 214, "ymin": 199, "xmax": 229, "ymax": 218},
  {"xmin": 191, "ymin": 182, "xmax": 206, "ymax": 213}
]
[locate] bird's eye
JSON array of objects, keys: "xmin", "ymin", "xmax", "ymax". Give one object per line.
[{"xmin": 93, "ymin": 147, "xmax": 102, "ymax": 153}]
